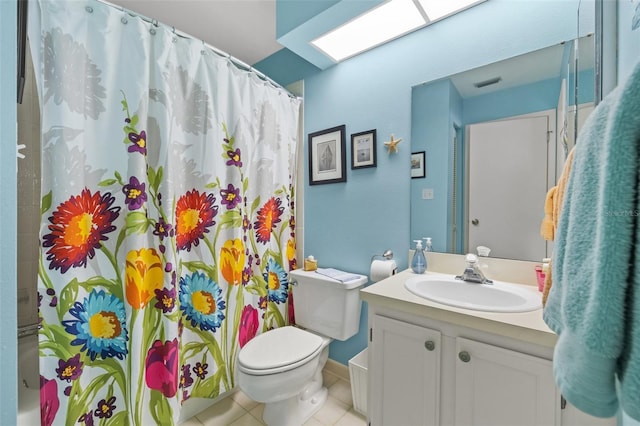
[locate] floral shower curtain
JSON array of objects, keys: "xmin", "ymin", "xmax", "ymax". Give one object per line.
[{"xmin": 29, "ymin": 1, "xmax": 301, "ymax": 424}]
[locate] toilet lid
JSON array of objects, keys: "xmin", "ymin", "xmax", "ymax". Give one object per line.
[{"xmin": 238, "ymin": 326, "xmax": 323, "ymax": 371}]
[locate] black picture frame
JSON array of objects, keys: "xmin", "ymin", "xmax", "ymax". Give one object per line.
[
  {"xmin": 309, "ymin": 125, "xmax": 347, "ymax": 185},
  {"xmin": 351, "ymin": 129, "xmax": 377, "ymax": 169},
  {"xmin": 411, "ymin": 151, "xmax": 426, "ymax": 179}
]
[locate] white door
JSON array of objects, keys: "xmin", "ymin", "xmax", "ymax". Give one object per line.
[
  {"xmin": 455, "ymin": 337, "xmax": 559, "ymax": 426},
  {"xmin": 370, "ymin": 315, "xmax": 441, "ymax": 426},
  {"xmin": 467, "ymin": 114, "xmax": 549, "ymax": 260}
]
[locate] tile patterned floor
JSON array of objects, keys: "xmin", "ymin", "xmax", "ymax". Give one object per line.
[{"xmin": 180, "ymin": 369, "xmax": 367, "ymax": 426}]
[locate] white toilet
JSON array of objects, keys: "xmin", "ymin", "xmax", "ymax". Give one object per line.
[{"xmin": 237, "ymin": 268, "xmax": 367, "ymax": 426}]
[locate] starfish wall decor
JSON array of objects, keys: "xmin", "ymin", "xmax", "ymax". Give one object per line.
[{"xmin": 384, "ymin": 134, "xmax": 402, "ymax": 154}]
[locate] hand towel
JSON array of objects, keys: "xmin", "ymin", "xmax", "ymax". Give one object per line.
[
  {"xmin": 541, "ymin": 148, "xmax": 575, "ymax": 305},
  {"xmin": 543, "ymin": 59, "xmax": 640, "ymax": 421},
  {"xmin": 540, "ymin": 186, "xmax": 557, "ymax": 241}
]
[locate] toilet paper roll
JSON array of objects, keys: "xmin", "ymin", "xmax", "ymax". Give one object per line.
[{"xmin": 370, "ymin": 259, "xmax": 398, "ymax": 282}]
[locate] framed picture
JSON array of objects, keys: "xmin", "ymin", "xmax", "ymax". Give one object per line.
[
  {"xmin": 411, "ymin": 151, "xmax": 426, "ymax": 178},
  {"xmin": 309, "ymin": 125, "xmax": 347, "ymax": 185},
  {"xmin": 351, "ymin": 129, "xmax": 377, "ymax": 169}
]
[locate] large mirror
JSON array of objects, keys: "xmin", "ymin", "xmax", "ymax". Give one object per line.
[{"xmin": 410, "ymin": 34, "xmax": 595, "ymax": 262}]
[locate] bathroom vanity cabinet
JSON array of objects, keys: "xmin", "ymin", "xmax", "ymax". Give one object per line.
[{"xmin": 361, "ymin": 270, "xmax": 615, "ymax": 426}]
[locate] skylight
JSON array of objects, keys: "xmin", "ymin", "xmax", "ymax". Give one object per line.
[{"xmin": 311, "ymin": 0, "xmax": 485, "ymax": 63}]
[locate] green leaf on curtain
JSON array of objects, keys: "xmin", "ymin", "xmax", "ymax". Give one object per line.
[
  {"xmin": 181, "ymin": 341, "xmax": 207, "ymax": 361},
  {"xmin": 205, "ymin": 182, "xmax": 219, "ymax": 189},
  {"xmin": 126, "ymin": 211, "xmax": 151, "ymax": 235},
  {"xmin": 147, "ymin": 166, "xmax": 164, "ymax": 193},
  {"xmin": 267, "ymin": 302, "xmax": 286, "ymax": 328},
  {"xmin": 242, "ymin": 177, "xmax": 249, "ymax": 193},
  {"xmin": 149, "ymin": 389, "xmax": 173, "ymax": 425},
  {"xmin": 181, "ymin": 261, "xmax": 216, "ymax": 281},
  {"xmin": 58, "ymin": 279, "xmax": 80, "ymax": 322},
  {"xmin": 67, "ymin": 372, "xmax": 116, "ymax": 425},
  {"xmin": 244, "ymin": 283, "xmax": 267, "ymax": 297},
  {"xmin": 219, "ymin": 210, "xmax": 242, "ymax": 229},
  {"xmin": 41, "ymin": 190, "xmax": 52, "ymax": 215},
  {"xmin": 104, "ymin": 410, "xmax": 128, "ymax": 426},
  {"xmin": 98, "ymin": 178, "xmax": 118, "ymax": 187},
  {"xmin": 251, "ymin": 196, "xmax": 261, "ymax": 214},
  {"xmin": 39, "ymin": 336, "xmax": 73, "ymax": 360},
  {"xmin": 190, "ymin": 367, "xmax": 224, "ymax": 399}
]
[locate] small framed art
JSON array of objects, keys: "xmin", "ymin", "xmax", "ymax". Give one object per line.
[
  {"xmin": 309, "ymin": 125, "xmax": 347, "ymax": 185},
  {"xmin": 351, "ymin": 129, "xmax": 377, "ymax": 169},
  {"xmin": 411, "ymin": 151, "xmax": 426, "ymax": 178}
]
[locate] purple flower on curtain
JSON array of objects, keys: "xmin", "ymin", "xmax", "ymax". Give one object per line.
[
  {"xmin": 78, "ymin": 411, "xmax": 94, "ymax": 426},
  {"xmin": 242, "ymin": 215, "xmax": 251, "ymax": 231},
  {"xmin": 145, "ymin": 339, "xmax": 179, "ymax": 398},
  {"xmin": 42, "ymin": 189, "xmax": 120, "ymax": 273},
  {"xmin": 94, "ymin": 396, "xmax": 116, "ymax": 419},
  {"xmin": 193, "ymin": 362, "xmax": 208, "ymax": 380},
  {"xmin": 153, "ymin": 218, "xmax": 172, "ymax": 241},
  {"xmin": 181, "ymin": 364, "xmax": 194, "ymax": 388},
  {"xmin": 242, "ymin": 266, "xmax": 252, "ymax": 286},
  {"xmin": 226, "ymin": 148, "xmax": 242, "ymax": 167},
  {"xmin": 62, "ymin": 290, "xmax": 128, "ymax": 361},
  {"xmin": 254, "ymin": 197, "xmax": 284, "ymax": 244},
  {"xmin": 127, "ymin": 130, "xmax": 147, "ymax": 155},
  {"xmin": 154, "ymin": 287, "xmax": 176, "ymax": 313},
  {"xmin": 40, "ymin": 375, "xmax": 59, "ymax": 426},
  {"xmin": 179, "ymin": 272, "xmax": 226, "ymax": 332},
  {"xmin": 55, "ymin": 353, "xmax": 83, "ymax": 382},
  {"xmin": 175, "ymin": 190, "xmax": 218, "ymax": 252},
  {"xmin": 220, "ymin": 184, "xmax": 240, "ymax": 210},
  {"xmin": 238, "ymin": 305, "xmax": 259, "ymax": 348},
  {"xmin": 122, "ymin": 176, "xmax": 147, "ymax": 210},
  {"xmin": 264, "ymin": 258, "xmax": 289, "ymax": 304}
]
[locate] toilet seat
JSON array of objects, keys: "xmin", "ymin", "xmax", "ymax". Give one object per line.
[{"xmin": 238, "ymin": 326, "xmax": 324, "ymax": 376}]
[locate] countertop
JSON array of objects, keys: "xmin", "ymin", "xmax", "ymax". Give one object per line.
[{"xmin": 360, "ymin": 269, "xmax": 557, "ymax": 347}]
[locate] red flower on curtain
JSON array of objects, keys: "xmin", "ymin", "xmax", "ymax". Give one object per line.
[
  {"xmin": 238, "ymin": 305, "xmax": 259, "ymax": 348},
  {"xmin": 40, "ymin": 375, "xmax": 60, "ymax": 426},
  {"xmin": 42, "ymin": 189, "xmax": 120, "ymax": 273},
  {"xmin": 175, "ymin": 190, "xmax": 218, "ymax": 251},
  {"xmin": 145, "ymin": 339, "xmax": 179, "ymax": 398},
  {"xmin": 254, "ymin": 197, "xmax": 283, "ymax": 244}
]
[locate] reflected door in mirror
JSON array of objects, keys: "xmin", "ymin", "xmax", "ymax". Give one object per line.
[{"xmin": 467, "ymin": 113, "xmax": 550, "ymax": 261}]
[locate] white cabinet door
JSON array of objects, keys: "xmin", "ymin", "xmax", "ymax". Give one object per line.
[
  {"xmin": 455, "ymin": 337, "xmax": 560, "ymax": 426},
  {"xmin": 370, "ymin": 315, "xmax": 442, "ymax": 426}
]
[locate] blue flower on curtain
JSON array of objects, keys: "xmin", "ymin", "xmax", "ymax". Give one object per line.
[
  {"xmin": 179, "ymin": 272, "xmax": 226, "ymax": 332},
  {"xmin": 62, "ymin": 289, "xmax": 129, "ymax": 361},
  {"xmin": 264, "ymin": 258, "xmax": 289, "ymax": 304}
]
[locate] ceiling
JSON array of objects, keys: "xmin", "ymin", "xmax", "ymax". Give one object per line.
[{"xmin": 109, "ymin": 0, "xmax": 283, "ymax": 66}]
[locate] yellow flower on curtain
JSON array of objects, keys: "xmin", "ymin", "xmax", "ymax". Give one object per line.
[
  {"xmin": 125, "ymin": 248, "xmax": 164, "ymax": 308},
  {"xmin": 220, "ymin": 239, "xmax": 245, "ymax": 285},
  {"xmin": 286, "ymin": 238, "xmax": 297, "ymax": 270}
]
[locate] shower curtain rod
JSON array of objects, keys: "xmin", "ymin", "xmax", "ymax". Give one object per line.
[{"xmin": 96, "ymin": 0, "xmax": 299, "ymax": 100}]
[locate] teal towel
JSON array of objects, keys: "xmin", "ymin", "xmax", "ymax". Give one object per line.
[{"xmin": 543, "ymin": 58, "xmax": 640, "ymax": 421}]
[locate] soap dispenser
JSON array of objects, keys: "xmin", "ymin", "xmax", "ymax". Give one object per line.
[
  {"xmin": 423, "ymin": 237, "xmax": 433, "ymax": 252},
  {"xmin": 411, "ymin": 240, "xmax": 427, "ymax": 274}
]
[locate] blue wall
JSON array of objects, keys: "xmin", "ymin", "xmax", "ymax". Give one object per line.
[
  {"xmin": 281, "ymin": 0, "xmax": 592, "ymax": 365},
  {"xmin": 0, "ymin": 0, "xmax": 18, "ymax": 424}
]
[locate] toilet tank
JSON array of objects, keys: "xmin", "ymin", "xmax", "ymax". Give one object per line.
[{"xmin": 289, "ymin": 269, "xmax": 368, "ymax": 341}]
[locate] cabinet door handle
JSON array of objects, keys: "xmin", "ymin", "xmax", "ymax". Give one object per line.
[
  {"xmin": 458, "ymin": 351, "xmax": 471, "ymax": 362},
  {"xmin": 424, "ymin": 340, "xmax": 435, "ymax": 351}
]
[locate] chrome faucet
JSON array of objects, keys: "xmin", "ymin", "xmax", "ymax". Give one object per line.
[{"xmin": 455, "ymin": 254, "xmax": 493, "ymax": 284}]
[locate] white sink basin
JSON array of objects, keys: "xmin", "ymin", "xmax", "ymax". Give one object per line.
[{"xmin": 404, "ymin": 274, "xmax": 542, "ymax": 313}]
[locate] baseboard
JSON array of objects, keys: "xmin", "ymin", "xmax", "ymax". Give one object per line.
[{"xmin": 324, "ymin": 358, "xmax": 350, "ymax": 381}]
